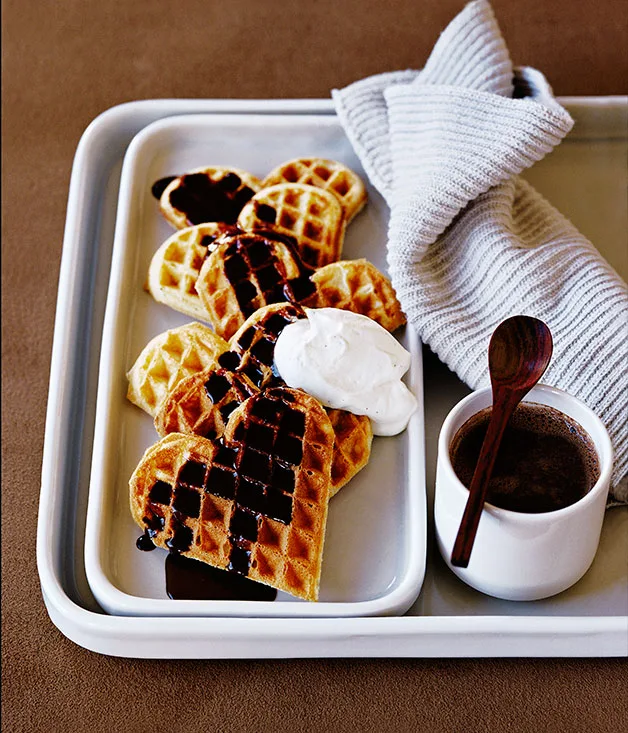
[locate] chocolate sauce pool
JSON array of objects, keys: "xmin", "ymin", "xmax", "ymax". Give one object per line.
[
  {"xmin": 450, "ymin": 402, "xmax": 600, "ymax": 513},
  {"xmin": 164, "ymin": 553, "xmax": 277, "ymax": 601},
  {"xmin": 136, "ymin": 536, "xmax": 277, "ymax": 601}
]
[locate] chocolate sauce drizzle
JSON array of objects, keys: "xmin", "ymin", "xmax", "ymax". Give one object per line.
[
  {"xmin": 136, "ymin": 529, "xmax": 156, "ymax": 551},
  {"xmin": 217, "ymin": 232, "xmax": 317, "ymax": 322},
  {"xmin": 227, "ymin": 303, "xmax": 305, "ymax": 388},
  {"xmin": 160, "ymin": 172, "xmax": 255, "ymax": 225},
  {"xmin": 151, "ymin": 176, "xmax": 177, "ymax": 199}
]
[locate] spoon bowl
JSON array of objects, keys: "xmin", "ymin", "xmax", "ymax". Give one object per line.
[
  {"xmin": 450, "ymin": 315, "xmax": 553, "ymax": 568},
  {"xmin": 489, "ymin": 316, "xmax": 553, "ymax": 390}
]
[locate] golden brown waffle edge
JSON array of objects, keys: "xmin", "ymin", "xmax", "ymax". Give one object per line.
[
  {"xmin": 312, "ymin": 258, "xmax": 407, "ymax": 332},
  {"xmin": 262, "ymin": 157, "xmax": 367, "ymax": 222}
]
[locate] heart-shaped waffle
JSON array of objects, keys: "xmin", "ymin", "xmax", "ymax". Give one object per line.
[
  {"xmin": 237, "ymin": 183, "xmax": 345, "ymax": 268},
  {"xmin": 195, "ymin": 230, "xmax": 318, "ymax": 340},
  {"xmin": 313, "ymin": 258, "xmax": 407, "ymax": 332},
  {"xmin": 130, "ymin": 387, "xmax": 335, "ymax": 600},
  {"xmin": 262, "ymin": 158, "xmax": 367, "ymax": 223},
  {"xmin": 127, "ymin": 322, "xmax": 229, "ymax": 417},
  {"xmin": 147, "ymin": 223, "xmax": 240, "ymax": 322},
  {"xmin": 159, "ymin": 166, "xmax": 262, "ymax": 228}
]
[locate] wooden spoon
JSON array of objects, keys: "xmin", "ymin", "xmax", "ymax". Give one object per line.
[{"xmin": 450, "ymin": 315, "xmax": 553, "ymax": 568}]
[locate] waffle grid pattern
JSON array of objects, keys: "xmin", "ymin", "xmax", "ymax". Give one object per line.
[
  {"xmin": 237, "ymin": 184, "xmax": 345, "ymax": 268},
  {"xmin": 263, "ymin": 158, "xmax": 367, "ymax": 222},
  {"xmin": 131, "ymin": 389, "xmax": 334, "ymax": 600},
  {"xmin": 223, "ymin": 388, "xmax": 333, "ymax": 598},
  {"xmin": 154, "ymin": 366, "xmax": 257, "ymax": 439},
  {"xmin": 312, "ymin": 258, "xmax": 407, "ymax": 332},
  {"xmin": 126, "ymin": 323, "xmax": 229, "ymax": 416},
  {"xmin": 326, "ymin": 409, "xmax": 374, "ymax": 496},
  {"xmin": 228, "ymin": 302, "xmax": 306, "ymax": 388},
  {"xmin": 195, "ymin": 232, "xmax": 316, "ymax": 340},
  {"xmin": 147, "ymin": 224, "xmax": 235, "ymax": 322}
]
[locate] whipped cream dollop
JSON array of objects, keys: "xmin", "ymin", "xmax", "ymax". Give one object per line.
[{"xmin": 273, "ymin": 308, "xmax": 417, "ymax": 436}]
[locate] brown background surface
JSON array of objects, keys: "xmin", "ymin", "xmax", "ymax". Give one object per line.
[{"xmin": 2, "ymin": 1, "xmax": 627, "ymax": 731}]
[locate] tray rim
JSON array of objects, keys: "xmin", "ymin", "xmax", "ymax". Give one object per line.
[
  {"xmin": 84, "ymin": 112, "xmax": 426, "ymax": 616},
  {"xmin": 38, "ymin": 96, "xmax": 628, "ymax": 658}
]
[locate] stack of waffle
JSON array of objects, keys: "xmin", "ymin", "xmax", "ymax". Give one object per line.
[{"xmin": 128, "ymin": 157, "xmax": 408, "ymax": 601}]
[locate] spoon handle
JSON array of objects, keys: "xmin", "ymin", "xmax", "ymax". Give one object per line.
[{"xmin": 450, "ymin": 389, "xmax": 522, "ymax": 568}]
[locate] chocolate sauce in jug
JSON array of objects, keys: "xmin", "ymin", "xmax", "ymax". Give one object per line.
[{"xmin": 450, "ymin": 402, "xmax": 600, "ymax": 513}]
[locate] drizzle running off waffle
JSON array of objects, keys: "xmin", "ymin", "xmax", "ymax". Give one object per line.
[
  {"xmin": 130, "ymin": 388, "xmax": 334, "ymax": 600},
  {"xmin": 237, "ymin": 183, "xmax": 345, "ymax": 268},
  {"xmin": 263, "ymin": 158, "xmax": 367, "ymax": 222},
  {"xmin": 159, "ymin": 167, "xmax": 262, "ymax": 228}
]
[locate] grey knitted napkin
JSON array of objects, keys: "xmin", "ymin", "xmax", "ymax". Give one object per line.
[{"xmin": 333, "ymin": 0, "xmax": 628, "ymax": 502}]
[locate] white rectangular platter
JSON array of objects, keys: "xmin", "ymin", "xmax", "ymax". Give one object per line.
[
  {"xmin": 38, "ymin": 98, "xmax": 628, "ymax": 657},
  {"xmin": 83, "ymin": 113, "xmax": 426, "ymax": 618}
]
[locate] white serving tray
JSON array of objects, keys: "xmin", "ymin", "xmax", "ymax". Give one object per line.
[
  {"xmin": 38, "ymin": 97, "xmax": 628, "ymax": 658},
  {"xmin": 84, "ymin": 113, "xmax": 425, "ymax": 618}
]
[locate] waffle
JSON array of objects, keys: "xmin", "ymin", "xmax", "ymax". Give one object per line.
[
  {"xmin": 154, "ymin": 365, "xmax": 258, "ymax": 439},
  {"xmin": 228, "ymin": 302, "xmax": 307, "ymax": 388},
  {"xmin": 127, "ymin": 322, "xmax": 229, "ymax": 417},
  {"xmin": 147, "ymin": 223, "xmax": 240, "ymax": 322},
  {"xmin": 326, "ymin": 409, "xmax": 373, "ymax": 496},
  {"xmin": 195, "ymin": 230, "xmax": 318, "ymax": 340},
  {"xmin": 263, "ymin": 158, "xmax": 367, "ymax": 223},
  {"xmin": 312, "ymin": 258, "xmax": 407, "ymax": 332},
  {"xmin": 130, "ymin": 387, "xmax": 335, "ymax": 600},
  {"xmin": 159, "ymin": 166, "xmax": 262, "ymax": 228},
  {"xmin": 237, "ymin": 184, "xmax": 345, "ymax": 269}
]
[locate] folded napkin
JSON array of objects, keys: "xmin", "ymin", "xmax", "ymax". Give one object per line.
[{"xmin": 333, "ymin": 0, "xmax": 628, "ymax": 503}]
